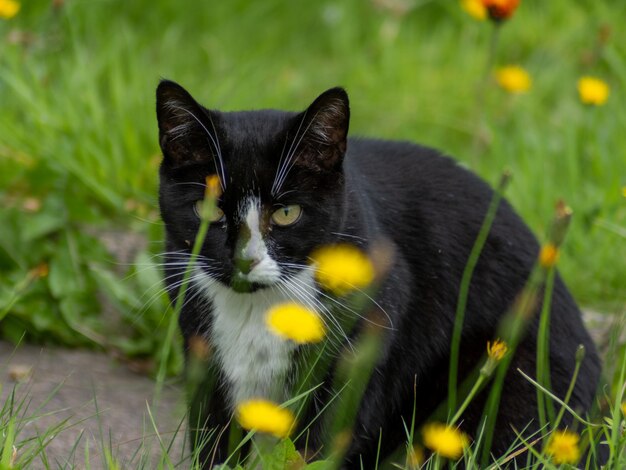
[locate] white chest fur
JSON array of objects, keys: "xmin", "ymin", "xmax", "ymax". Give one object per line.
[{"xmin": 196, "ymin": 269, "xmax": 317, "ymax": 408}]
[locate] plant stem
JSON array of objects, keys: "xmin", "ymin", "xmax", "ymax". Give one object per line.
[
  {"xmin": 550, "ymin": 345, "xmax": 584, "ymax": 434},
  {"xmin": 451, "ymin": 374, "xmax": 487, "ymax": 425},
  {"xmin": 154, "ymin": 192, "xmax": 215, "ymax": 399},
  {"xmin": 536, "ymin": 267, "xmax": 556, "ymax": 433},
  {"xmin": 448, "ymin": 172, "xmax": 509, "ymax": 412}
]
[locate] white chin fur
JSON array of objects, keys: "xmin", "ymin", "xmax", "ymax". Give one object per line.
[{"xmin": 194, "ymin": 268, "xmax": 317, "ymax": 409}]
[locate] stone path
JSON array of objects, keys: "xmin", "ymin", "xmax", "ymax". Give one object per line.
[{"xmin": 0, "ymin": 341, "xmax": 186, "ymax": 469}]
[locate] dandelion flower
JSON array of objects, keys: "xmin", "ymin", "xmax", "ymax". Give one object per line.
[
  {"xmin": 460, "ymin": 0, "xmax": 486, "ymax": 20},
  {"xmin": 422, "ymin": 422, "xmax": 469, "ymax": 460},
  {"xmin": 32, "ymin": 262, "xmax": 49, "ymax": 279},
  {"xmin": 546, "ymin": 430, "xmax": 580, "ymax": 465},
  {"xmin": 577, "ymin": 76, "xmax": 609, "ymax": 106},
  {"xmin": 205, "ymin": 174, "xmax": 222, "ymax": 199},
  {"xmin": 0, "ymin": 0, "xmax": 20, "ymax": 19},
  {"xmin": 407, "ymin": 444, "xmax": 425, "ymax": 467},
  {"xmin": 195, "ymin": 175, "xmax": 223, "ymax": 221},
  {"xmin": 266, "ymin": 302, "xmax": 325, "ymax": 344},
  {"xmin": 482, "ymin": 0, "xmax": 520, "ymax": 21},
  {"xmin": 310, "ymin": 244, "xmax": 375, "ymax": 296},
  {"xmin": 482, "ymin": 339, "xmax": 509, "ymax": 375},
  {"xmin": 539, "ymin": 243, "xmax": 560, "ymax": 268},
  {"xmin": 487, "ymin": 339, "xmax": 508, "ymax": 361},
  {"xmin": 235, "ymin": 399, "xmax": 295, "ymax": 438},
  {"xmin": 495, "ymin": 66, "xmax": 531, "ymax": 94}
]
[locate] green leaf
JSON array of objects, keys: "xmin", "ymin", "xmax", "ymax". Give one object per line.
[
  {"xmin": 47, "ymin": 230, "xmax": 93, "ymax": 298},
  {"xmin": 58, "ymin": 295, "xmax": 104, "ymax": 346},
  {"xmin": 90, "ymin": 264, "xmax": 143, "ymax": 311},
  {"xmin": 266, "ymin": 439, "xmax": 306, "ymax": 470},
  {"xmin": 304, "ymin": 461, "xmax": 334, "ymax": 469},
  {"xmin": 22, "ymin": 211, "xmax": 65, "ymax": 243}
]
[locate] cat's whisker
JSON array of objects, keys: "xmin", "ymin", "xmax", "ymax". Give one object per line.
[
  {"xmin": 329, "ymin": 231, "xmax": 367, "ymax": 242},
  {"xmin": 273, "ymin": 280, "xmax": 348, "ymax": 355},
  {"xmin": 167, "ymin": 105, "xmax": 227, "ymax": 190},
  {"xmin": 204, "ymin": 109, "xmax": 225, "ymax": 186},
  {"xmin": 272, "ymin": 110, "xmax": 307, "ymax": 196},
  {"xmin": 272, "ymin": 109, "xmax": 321, "ymax": 196},
  {"xmin": 285, "ymin": 271, "xmax": 394, "ymax": 332},
  {"xmin": 271, "ymin": 137, "xmax": 290, "ymax": 197},
  {"xmin": 130, "ymin": 216, "xmax": 165, "ymax": 226},
  {"xmin": 274, "ymin": 110, "xmax": 325, "ymax": 194},
  {"xmin": 134, "ymin": 262, "xmax": 222, "ymax": 319},
  {"xmin": 134, "ymin": 271, "xmax": 210, "ymax": 321},
  {"xmin": 171, "ymin": 182, "xmax": 211, "ymax": 189},
  {"xmin": 280, "ymin": 277, "xmax": 355, "ymax": 354},
  {"xmin": 274, "ymin": 189, "xmax": 298, "ymax": 201}
]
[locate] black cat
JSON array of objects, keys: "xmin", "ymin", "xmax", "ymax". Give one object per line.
[{"xmin": 156, "ymin": 80, "xmax": 602, "ymax": 468}]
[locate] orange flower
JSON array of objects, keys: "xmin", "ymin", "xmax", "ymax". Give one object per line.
[{"xmin": 482, "ymin": 0, "xmax": 520, "ymax": 21}]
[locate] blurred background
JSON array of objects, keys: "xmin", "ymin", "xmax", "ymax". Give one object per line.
[{"xmin": 0, "ymin": 0, "xmax": 624, "ymax": 374}]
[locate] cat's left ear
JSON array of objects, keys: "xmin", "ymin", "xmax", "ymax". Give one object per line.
[
  {"xmin": 296, "ymin": 87, "xmax": 350, "ymax": 171},
  {"xmin": 156, "ymin": 80, "xmax": 219, "ymax": 169}
]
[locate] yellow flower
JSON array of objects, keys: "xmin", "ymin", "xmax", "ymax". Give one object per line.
[
  {"xmin": 546, "ymin": 430, "xmax": 580, "ymax": 465},
  {"xmin": 0, "ymin": 0, "xmax": 20, "ymax": 19},
  {"xmin": 539, "ymin": 243, "xmax": 560, "ymax": 268},
  {"xmin": 495, "ymin": 66, "xmax": 532, "ymax": 94},
  {"xmin": 621, "ymin": 402, "xmax": 626, "ymax": 417},
  {"xmin": 235, "ymin": 399, "xmax": 295, "ymax": 438},
  {"xmin": 407, "ymin": 444, "xmax": 425, "ymax": 467},
  {"xmin": 577, "ymin": 77, "xmax": 609, "ymax": 106},
  {"xmin": 422, "ymin": 422, "xmax": 469, "ymax": 460},
  {"xmin": 460, "ymin": 0, "xmax": 486, "ymax": 20},
  {"xmin": 310, "ymin": 244, "xmax": 375, "ymax": 296},
  {"xmin": 266, "ymin": 302, "xmax": 325, "ymax": 344},
  {"xmin": 487, "ymin": 339, "xmax": 508, "ymax": 361}
]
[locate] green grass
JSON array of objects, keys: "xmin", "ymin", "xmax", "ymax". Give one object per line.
[{"xmin": 0, "ymin": 0, "xmax": 625, "ymax": 467}]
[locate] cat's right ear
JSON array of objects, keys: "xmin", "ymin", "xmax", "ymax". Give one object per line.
[
  {"xmin": 156, "ymin": 80, "xmax": 218, "ymax": 168},
  {"xmin": 295, "ymin": 87, "xmax": 350, "ymax": 172}
]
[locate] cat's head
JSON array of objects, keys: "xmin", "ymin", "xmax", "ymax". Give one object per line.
[{"xmin": 156, "ymin": 80, "xmax": 350, "ymax": 292}]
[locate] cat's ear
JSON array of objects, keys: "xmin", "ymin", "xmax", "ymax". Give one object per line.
[
  {"xmin": 296, "ymin": 87, "xmax": 350, "ymax": 171},
  {"xmin": 156, "ymin": 80, "xmax": 218, "ymax": 168}
]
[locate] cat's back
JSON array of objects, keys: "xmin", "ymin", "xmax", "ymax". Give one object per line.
[
  {"xmin": 346, "ymin": 136, "xmax": 495, "ymax": 201},
  {"xmin": 344, "ymin": 137, "xmax": 531, "ymax": 252}
]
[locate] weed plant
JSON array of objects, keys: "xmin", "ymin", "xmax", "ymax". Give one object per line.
[{"xmin": 0, "ymin": 0, "xmax": 625, "ymax": 468}]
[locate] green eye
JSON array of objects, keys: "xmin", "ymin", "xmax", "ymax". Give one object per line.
[
  {"xmin": 194, "ymin": 200, "xmax": 225, "ymax": 222},
  {"xmin": 271, "ymin": 204, "xmax": 302, "ymax": 226}
]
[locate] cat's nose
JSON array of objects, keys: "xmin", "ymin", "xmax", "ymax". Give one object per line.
[{"xmin": 235, "ymin": 257, "xmax": 260, "ymax": 275}]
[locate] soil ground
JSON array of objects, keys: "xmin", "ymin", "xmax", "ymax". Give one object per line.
[{"xmin": 0, "ymin": 341, "xmax": 186, "ymax": 469}]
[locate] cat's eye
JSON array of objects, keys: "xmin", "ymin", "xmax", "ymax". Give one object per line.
[
  {"xmin": 271, "ymin": 204, "xmax": 302, "ymax": 226},
  {"xmin": 194, "ymin": 200, "xmax": 225, "ymax": 223}
]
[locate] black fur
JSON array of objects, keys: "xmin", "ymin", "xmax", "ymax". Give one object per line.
[{"xmin": 156, "ymin": 80, "xmax": 602, "ymax": 468}]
